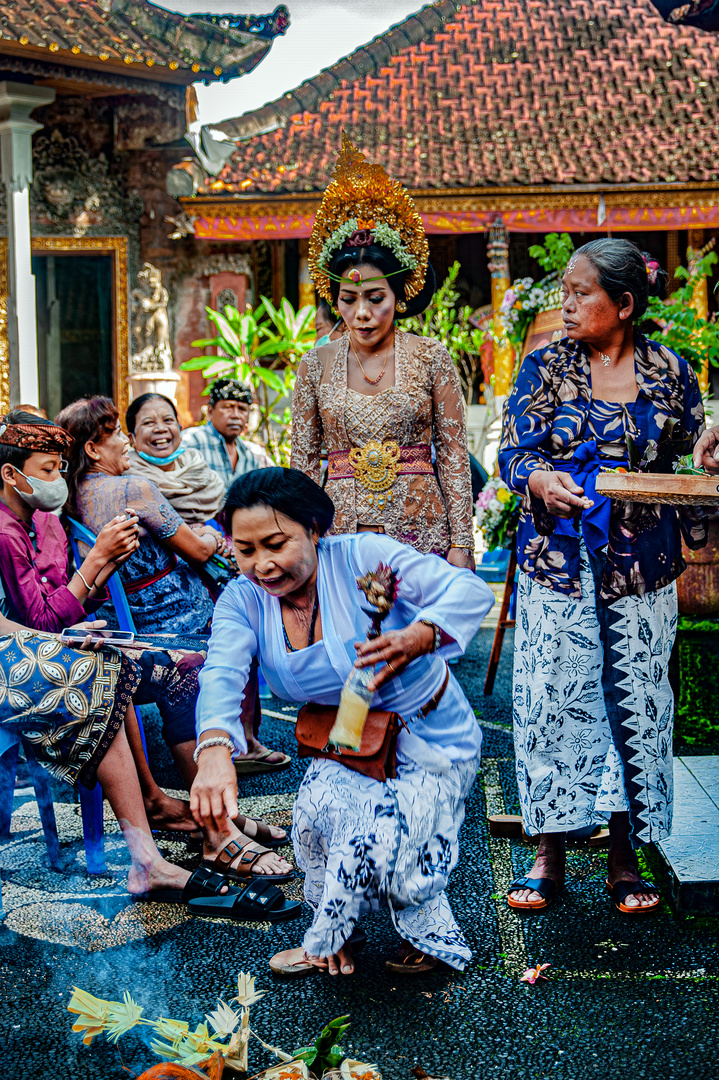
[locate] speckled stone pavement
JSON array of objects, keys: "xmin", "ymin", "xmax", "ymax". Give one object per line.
[{"xmin": 1, "ymin": 628, "xmax": 717, "ymax": 1080}]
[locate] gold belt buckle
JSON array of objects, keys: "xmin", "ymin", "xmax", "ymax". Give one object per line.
[{"xmin": 348, "ymin": 439, "xmax": 401, "ymax": 509}]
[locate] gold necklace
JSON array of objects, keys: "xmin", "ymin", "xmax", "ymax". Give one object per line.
[{"xmin": 349, "ymin": 331, "xmax": 394, "ymax": 385}]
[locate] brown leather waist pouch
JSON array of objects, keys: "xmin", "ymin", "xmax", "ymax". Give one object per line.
[{"xmin": 295, "ymin": 705, "xmax": 401, "ymax": 783}]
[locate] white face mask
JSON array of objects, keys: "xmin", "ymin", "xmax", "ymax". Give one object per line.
[{"xmin": 13, "ymin": 468, "xmax": 68, "ymax": 513}]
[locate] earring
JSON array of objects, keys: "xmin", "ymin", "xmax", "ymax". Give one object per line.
[{"xmin": 396, "ymin": 300, "xmax": 408, "ymax": 314}]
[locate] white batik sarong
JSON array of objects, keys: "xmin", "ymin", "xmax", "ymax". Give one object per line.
[
  {"xmin": 513, "ymin": 541, "xmax": 676, "ymax": 846},
  {"xmin": 292, "ymin": 751, "xmax": 479, "ymax": 970}
]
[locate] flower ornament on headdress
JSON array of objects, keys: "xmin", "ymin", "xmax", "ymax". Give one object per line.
[
  {"xmin": 643, "ymin": 256, "xmax": 660, "ymax": 285},
  {"xmin": 309, "ymin": 133, "xmax": 429, "ymax": 304}
]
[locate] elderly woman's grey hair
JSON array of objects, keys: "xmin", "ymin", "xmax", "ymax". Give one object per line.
[{"xmin": 570, "ymin": 238, "xmax": 668, "ymax": 321}]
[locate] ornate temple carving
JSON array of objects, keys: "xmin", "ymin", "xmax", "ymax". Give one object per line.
[
  {"xmin": 195, "ymin": 253, "xmax": 253, "ymax": 277},
  {"xmin": 29, "ymin": 130, "xmax": 142, "ymax": 237},
  {"xmin": 130, "ymin": 263, "xmax": 173, "ymax": 373}
]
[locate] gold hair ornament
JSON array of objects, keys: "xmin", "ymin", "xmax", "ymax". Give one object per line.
[{"xmin": 309, "ymin": 133, "xmax": 429, "ymax": 305}]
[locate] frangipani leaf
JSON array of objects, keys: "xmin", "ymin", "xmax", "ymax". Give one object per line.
[{"xmin": 233, "ymin": 971, "xmax": 268, "ymax": 1008}]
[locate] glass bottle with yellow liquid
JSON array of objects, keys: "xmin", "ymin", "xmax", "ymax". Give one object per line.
[{"xmin": 328, "ymin": 664, "xmax": 375, "ymax": 751}]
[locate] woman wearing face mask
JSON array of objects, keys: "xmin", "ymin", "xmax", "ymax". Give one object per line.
[
  {"xmin": 125, "ymin": 392, "xmax": 291, "ymax": 779},
  {"xmin": 0, "ymin": 410, "xmax": 216, "ymax": 836},
  {"xmin": 56, "ymin": 396, "xmax": 221, "ymax": 637},
  {"xmin": 291, "ymin": 137, "xmax": 474, "ymax": 568},
  {"xmin": 125, "ymin": 394, "xmax": 226, "ymax": 527},
  {"xmin": 0, "ymin": 410, "xmax": 140, "ymax": 632}
]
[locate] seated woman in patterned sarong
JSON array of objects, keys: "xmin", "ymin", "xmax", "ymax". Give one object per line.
[
  {"xmin": 189, "ymin": 468, "xmax": 494, "ymax": 974},
  {"xmin": 499, "ymin": 239, "xmax": 706, "ymax": 915},
  {"xmin": 0, "ymin": 410, "xmax": 291, "ymax": 868},
  {"xmin": 0, "ymin": 609, "xmax": 299, "ymax": 919}
]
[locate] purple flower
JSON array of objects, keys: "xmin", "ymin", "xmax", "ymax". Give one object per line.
[{"xmin": 347, "ymin": 229, "xmax": 374, "ymax": 247}]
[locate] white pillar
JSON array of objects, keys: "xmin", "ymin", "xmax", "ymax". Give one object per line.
[{"xmin": 0, "ymin": 82, "xmax": 55, "ymax": 405}]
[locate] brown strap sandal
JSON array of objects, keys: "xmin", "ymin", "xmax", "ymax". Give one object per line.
[
  {"xmin": 202, "ymin": 835, "xmax": 295, "ymax": 883},
  {"xmin": 236, "ymin": 815, "xmax": 288, "ymax": 849},
  {"xmin": 385, "ymin": 944, "xmax": 441, "ymax": 975}
]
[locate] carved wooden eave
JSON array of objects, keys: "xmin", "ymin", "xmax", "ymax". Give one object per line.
[
  {"xmin": 180, "ymin": 182, "xmax": 719, "ymax": 241},
  {"xmin": 0, "ymin": 1, "xmax": 290, "ymax": 88}
]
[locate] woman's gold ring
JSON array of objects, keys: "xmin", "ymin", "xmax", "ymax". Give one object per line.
[{"xmin": 386, "ymin": 661, "xmax": 396, "ymax": 674}]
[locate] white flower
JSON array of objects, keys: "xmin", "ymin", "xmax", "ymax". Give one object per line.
[{"xmin": 489, "ymin": 498, "xmax": 502, "ymax": 512}]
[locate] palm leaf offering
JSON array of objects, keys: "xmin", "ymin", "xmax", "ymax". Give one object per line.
[{"xmin": 67, "ymin": 978, "xmax": 380, "ymax": 1079}]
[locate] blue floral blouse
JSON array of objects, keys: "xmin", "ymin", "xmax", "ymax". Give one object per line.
[{"xmin": 498, "ymin": 334, "xmax": 707, "ymax": 601}]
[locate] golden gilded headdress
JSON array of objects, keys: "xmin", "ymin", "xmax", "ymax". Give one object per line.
[{"xmin": 309, "ymin": 133, "xmax": 429, "ymax": 305}]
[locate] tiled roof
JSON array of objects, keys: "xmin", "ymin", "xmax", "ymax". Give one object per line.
[
  {"xmin": 211, "ymin": 0, "xmax": 719, "ymax": 192},
  {"xmin": 0, "ymin": 1, "xmax": 289, "ymax": 84}
]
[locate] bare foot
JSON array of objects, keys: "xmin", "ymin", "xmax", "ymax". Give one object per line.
[
  {"xmin": 203, "ymin": 823, "xmax": 293, "ymax": 877},
  {"xmin": 144, "ymin": 792, "xmax": 198, "ymax": 834},
  {"xmin": 126, "ymin": 857, "xmax": 228, "ymax": 898},
  {"xmin": 508, "ymin": 834, "xmax": 566, "ymax": 905}
]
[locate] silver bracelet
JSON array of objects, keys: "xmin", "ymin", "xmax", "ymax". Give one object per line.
[
  {"xmin": 419, "ymin": 618, "xmax": 441, "ymax": 653},
  {"xmin": 193, "ymin": 736, "xmax": 236, "ymax": 764},
  {"xmin": 76, "ymin": 569, "xmax": 94, "ymax": 592}
]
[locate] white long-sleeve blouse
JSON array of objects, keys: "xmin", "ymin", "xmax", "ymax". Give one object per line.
[{"xmin": 196, "ymin": 533, "xmax": 494, "ymax": 763}]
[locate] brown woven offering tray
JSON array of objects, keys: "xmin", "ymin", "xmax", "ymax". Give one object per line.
[{"xmin": 595, "ymin": 471, "xmax": 719, "ymax": 505}]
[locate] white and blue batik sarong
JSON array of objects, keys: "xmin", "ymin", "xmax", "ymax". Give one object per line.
[
  {"xmin": 293, "ymin": 749, "xmax": 479, "ymax": 970},
  {"xmin": 513, "ymin": 540, "xmax": 676, "ymax": 846}
]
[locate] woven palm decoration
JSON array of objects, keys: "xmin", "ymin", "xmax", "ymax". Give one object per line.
[{"xmin": 309, "ymin": 132, "xmax": 429, "ymax": 304}]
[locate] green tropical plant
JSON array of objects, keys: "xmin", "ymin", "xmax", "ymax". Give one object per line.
[
  {"xmin": 645, "ymin": 249, "xmax": 719, "ymax": 375},
  {"xmin": 399, "ymin": 260, "xmax": 487, "ymax": 403},
  {"xmin": 182, "ymin": 296, "xmax": 316, "ymax": 465},
  {"xmin": 292, "ymin": 1015, "xmax": 351, "ymax": 1076},
  {"xmin": 528, "ymin": 232, "xmax": 575, "ymax": 275}
]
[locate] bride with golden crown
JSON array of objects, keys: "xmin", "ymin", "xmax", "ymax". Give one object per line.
[{"xmin": 291, "ymin": 134, "xmax": 475, "ymax": 568}]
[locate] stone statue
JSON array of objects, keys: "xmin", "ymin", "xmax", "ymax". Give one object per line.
[{"xmin": 130, "ymin": 263, "xmax": 173, "ymax": 373}]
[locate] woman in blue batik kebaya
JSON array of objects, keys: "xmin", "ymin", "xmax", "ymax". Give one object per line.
[
  {"xmin": 499, "ymin": 239, "xmax": 706, "ymax": 916},
  {"xmin": 189, "ymin": 468, "xmax": 494, "ymax": 976}
]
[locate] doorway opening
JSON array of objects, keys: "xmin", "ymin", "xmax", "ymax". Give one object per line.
[{"xmin": 34, "ymin": 253, "xmax": 113, "ymax": 418}]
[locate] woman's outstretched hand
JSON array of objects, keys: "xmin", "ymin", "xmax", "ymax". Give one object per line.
[
  {"xmin": 190, "ymin": 742, "xmax": 238, "ymax": 831},
  {"xmin": 693, "ymin": 427, "xmax": 719, "ymax": 475},
  {"xmin": 354, "ymin": 621, "xmax": 436, "ymax": 692},
  {"xmin": 528, "ymin": 469, "xmax": 593, "ymax": 518}
]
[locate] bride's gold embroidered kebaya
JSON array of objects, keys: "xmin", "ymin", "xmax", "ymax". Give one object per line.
[{"xmin": 291, "ymin": 136, "xmax": 474, "ymax": 557}]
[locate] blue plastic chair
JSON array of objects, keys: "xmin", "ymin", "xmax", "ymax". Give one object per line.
[
  {"xmin": 67, "ymin": 517, "xmax": 148, "ymax": 873},
  {"xmin": 0, "ymin": 729, "xmax": 61, "ymax": 870}
]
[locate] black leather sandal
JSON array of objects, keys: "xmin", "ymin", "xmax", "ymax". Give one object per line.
[
  {"xmin": 188, "ymin": 878, "xmax": 303, "ymax": 922},
  {"xmin": 507, "ymin": 875, "xmax": 560, "ymax": 911},
  {"xmin": 132, "ymin": 865, "xmax": 240, "ymax": 905},
  {"xmin": 606, "ymin": 878, "xmax": 660, "ymax": 915}
]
